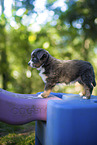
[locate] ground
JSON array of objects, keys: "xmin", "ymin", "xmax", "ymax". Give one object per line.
[{"xmin": 0, "ymin": 121, "xmax": 35, "ymax": 145}]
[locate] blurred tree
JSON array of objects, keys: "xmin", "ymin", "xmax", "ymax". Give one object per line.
[
  {"xmin": 64, "ymin": 0, "xmax": 97, "ymax": 41},
  {"xmin": 13, "ymin": 0, "xmax": 35, "ymax": 15},
  {"xmin": 8, "ymin": 25, "xmax": 35, "ymax": 93},
  {"xmin": 63, "ymin": 0, "xmax": 97, "ymax": 60},
  {"xmin": 0, "ymin": 0, "xmax": 10, "ymax": 90},
  {"xmin": 46, "ymin": 0, "xmax": 97, "ymax": 60}
]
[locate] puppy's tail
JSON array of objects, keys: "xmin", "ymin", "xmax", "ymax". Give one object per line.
[
  {"xmin": 92, "ymin": 79, "xmax": 96, "ymax": 87},
  {"xmin": 91, "ymin": 68, "xmax": 96, "ymax": 87}
]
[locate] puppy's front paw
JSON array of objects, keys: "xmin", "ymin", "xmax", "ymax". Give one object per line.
[
  {"xmin": 38, "ymin": 93, "xmax": 48, "ymax": 98},
  {"xmin": 38, "ymin": 90, "xmax": 51, "ymax": 98},
  {"xmin": 37, "ymin": 94, "xmax": 43, "ymax": 98},
  {"xmin": 40, "ymin": 93, "xmax": 48, "ymax": 98}
]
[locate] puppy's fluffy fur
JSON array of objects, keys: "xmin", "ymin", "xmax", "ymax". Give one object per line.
[{"xmin": 28, "ymin": 48, "xmax": 96, "ymax": 99}]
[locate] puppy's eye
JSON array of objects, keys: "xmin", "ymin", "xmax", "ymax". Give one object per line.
[
  {"xmin": 32, "ymin": 55, "xmax": 34, "ymax": 58},
  {"xmin": 31, "ymin": 55, "xmax": 35, "ymax": 60},
  {"xmin": 32, "ymin": 57, "xmax": 37, "ymax": 61}
]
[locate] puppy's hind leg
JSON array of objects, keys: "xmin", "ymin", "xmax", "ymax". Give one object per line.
[
  {"xmin": 78, "ymin": 79, "xmax": 86, "ymax": 97},
  {"xmin": 78, "ymin": 80, "xmax": 91, "ymax": 99},
  {"xmin": 83, "ymin": 85, "xmax": 91, "ymax": 99},
  {"xmin": 81, "ymin": 71, "xmax": 93, "ymax": 99}
]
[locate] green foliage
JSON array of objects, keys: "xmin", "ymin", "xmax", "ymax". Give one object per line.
[
  {"xmin": 12, "ymin": 0, "xmax": 35, "ymax": 15},
  {"xmin": 0, "ymin": 0, "xmax": 97, "ymax": 95},
  {"xmin": 61, "ymin": 0, "xmax": 97, "ymax": 41},
  {"xmin": 0, "ymin": 133, "xmax": 35, "ymax": 145}
]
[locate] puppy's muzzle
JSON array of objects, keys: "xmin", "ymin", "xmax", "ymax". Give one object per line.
[
  {"xmin": 28, "ymin": 60, "xmax": 34, "ymax": 68},
  {"xmin": 28, "ymin": 62, "xmax": 30, "ymax": 66}
]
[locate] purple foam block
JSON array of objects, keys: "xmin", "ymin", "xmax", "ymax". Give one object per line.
[{"xmin": 0, "ymin": 89, "xmax": 61, "ymax": 125}]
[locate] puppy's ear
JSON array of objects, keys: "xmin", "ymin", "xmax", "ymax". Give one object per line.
[{"xmin": 37, "ymin": 51, "xmax": 47, "ymax": 61}]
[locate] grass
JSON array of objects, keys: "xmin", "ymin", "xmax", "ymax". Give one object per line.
[{"xmin": 0, "ymin": 122, "xmax": 35, "ymax": 145}]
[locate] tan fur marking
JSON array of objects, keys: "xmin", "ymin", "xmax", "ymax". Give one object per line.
[{"xmin": 41, "ymin": 90, "xmax": 51, "ymax": 98}]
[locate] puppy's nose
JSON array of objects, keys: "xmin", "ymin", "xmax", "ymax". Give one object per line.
[{"xmin": 28, "ymin": 62, "xmax": 30, "ymax": 66}]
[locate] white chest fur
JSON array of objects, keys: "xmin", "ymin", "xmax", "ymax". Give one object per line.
[{"xmin": 37, "ymin": 66, "xmax": 47, "ymax": 83}]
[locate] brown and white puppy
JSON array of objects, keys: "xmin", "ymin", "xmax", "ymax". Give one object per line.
[{"xmin": 28, "ymin": 48, "xmax": 96, "ymax": 99}]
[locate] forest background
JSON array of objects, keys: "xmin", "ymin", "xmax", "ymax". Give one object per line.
[{"xmin": 0, "ymin": 0, "xmax": 97, "ymax": 96}]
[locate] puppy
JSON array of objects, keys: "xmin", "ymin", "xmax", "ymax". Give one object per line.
[{"xmin": 28, "ymin": 48, "xmax": 96, "ymax": 99}]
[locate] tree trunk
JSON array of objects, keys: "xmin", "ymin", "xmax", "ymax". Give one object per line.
[{"xmin": 0, "ymin": 0, "xmax": 9, "ymax": 90}]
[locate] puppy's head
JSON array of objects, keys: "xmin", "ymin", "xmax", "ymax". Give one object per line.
[{"xmin": 28, "ymin": 48, "xmax": 49, "ymax": 68}]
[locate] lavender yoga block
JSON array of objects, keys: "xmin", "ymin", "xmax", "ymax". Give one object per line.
[{"xmin": 0, "ymin": 88, "xmax": 61, "ymax": 125}]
